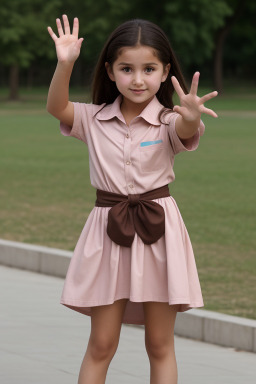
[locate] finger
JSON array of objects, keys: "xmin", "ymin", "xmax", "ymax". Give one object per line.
[
  {"xmin": 171, "ymin": 76, "xmax": 185, "ymax": 99},
  {"xmin": 47, "ymin": 26, "xmax": 58, "ymax": 42},
  {"xmin": 73, "ymin": 38, "xmax": 84, "ymax": 54},
  {"xmin": 173, "ymin": 105, "xmax": 185, "ymax": 115},
  {"xmin": 199, "ymin": 91, "xmax": 218, "ymax": 105},
  {"xmin": 76, "ymin": 37, "xmax": 84, "ymax": 49},
  {"xmin": 201, "ymin": 107, "xmax": 218, "ymax": 118},
  {"xmin": 56, "ymin": 18, "xmax": 64, "ymax": 37},
  {"xmin": 62, "ymin": 14, "xmax": 71, "ymax": 34},
  {"xmin": 72, "ymin": 17, "xmax": 79, "ymax": 38},
  {"xmin": 190, "ymin": 72, "xmax": 199, "ymax": 95}
]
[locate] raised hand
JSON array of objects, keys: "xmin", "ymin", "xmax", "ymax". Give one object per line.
[
  {"xmin": 47, "ymin": 15, "xmax": 84, "ymax": 63},
  {"xmin": 171, "ymin": 72, "xmax": 218, "ymax": 122}
]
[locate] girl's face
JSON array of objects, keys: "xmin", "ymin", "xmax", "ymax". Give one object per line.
[{"xmin": 106, "ymin": 45, "xmax": 170, "ymax": 109}]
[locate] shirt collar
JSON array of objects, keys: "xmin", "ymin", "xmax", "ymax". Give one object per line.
[
  {"xmin": 95, "ymin": 95, "xmax": 165, "ymax": 126},
  {"xmin": 139, "ymin": 96, "xmax": 165, "ymax": 126},
  {"xmin": 95, "ymin": 95, "xmax": 124, "ymax": 123}
]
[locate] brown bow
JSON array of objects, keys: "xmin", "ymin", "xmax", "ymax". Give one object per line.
[{"xmin": 95, "ymin": 185, "xmax": 170, "ymax": 247}]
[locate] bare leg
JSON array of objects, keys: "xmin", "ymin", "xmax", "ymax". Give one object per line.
[
  {"xmin": 143, "ymin": 302, "xmax": 179, "ymax": 384},
  {"xmin": 78, "ymin": 298, "xmax": 128, "ymax": 384}
]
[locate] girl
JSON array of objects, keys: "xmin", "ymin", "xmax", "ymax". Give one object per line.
[{"xmin": 47, "ymin": 15, "xmax": 218, "ymax": 384}]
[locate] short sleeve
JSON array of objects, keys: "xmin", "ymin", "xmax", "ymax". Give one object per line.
[
  {"xmin": 60, "ymin": 102, "xmax": 88, "ymax": 144},
  {"xmin": 167, "ymin": 112, "xmax": 205, "ymax": 155}
]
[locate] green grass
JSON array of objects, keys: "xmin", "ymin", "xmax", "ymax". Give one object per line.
[
  {"xmin": 1, "ymin": 88, "xmax": 256, "ymax": 320},
  {"xmin": 171, "ymin": 114, "xmax": 256, "ymax": 319}
]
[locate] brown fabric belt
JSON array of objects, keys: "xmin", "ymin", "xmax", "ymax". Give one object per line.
[{"xmin": 95, "ymin": 185, "xmax": 170, "ymax": 247}]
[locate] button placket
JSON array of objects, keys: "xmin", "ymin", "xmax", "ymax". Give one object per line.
[{"xmin": 124, "ymin": 130, "xmax": 135, "ymax": 193}]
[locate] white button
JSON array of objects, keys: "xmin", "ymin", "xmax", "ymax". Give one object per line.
[
  {"xmin": 126, "ymin": 161, "xmax": 131, "ymax": 165},
  {"xmin": 129, "ymin": 184, "xmax": 134, "ymax": 188},
  {"xmin": 126, "ymin": 134, "xmax": 130, "ymax": 138}
]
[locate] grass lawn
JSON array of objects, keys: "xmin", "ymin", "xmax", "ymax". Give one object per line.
[{"xmin": 0, "ymin": 86, "xmax": 256, "ymax": 320}]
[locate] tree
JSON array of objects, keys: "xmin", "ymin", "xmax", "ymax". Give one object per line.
[
  {"xmin": 56, "ymin": 0, "xmax": 134, "ymax": 85},
  {"xmin": 217, "ymin": 0, "xmax": 256, "ymax": 89},
  {"xmin": 58, "ymin": 0, "xmax": 232, "ymax": 88},
  {"xmin": 161, "ymin": 0, "xmax": 232, "ymax": 85},
  {"xmin": 0, "ymin": 0, "xmax": 61, "ymax": 99},
  {"xmin": 213, "ymin": 0, "xmax": 247, "ymax": 93},
  {"xmin": 1, "ymin": 0, "xmax": 254, "ymax": 96}
]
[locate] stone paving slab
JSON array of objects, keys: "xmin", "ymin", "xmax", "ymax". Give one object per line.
[{"xmin": 1, "ymin": 266, "xmax": 256, "ymax": 383}]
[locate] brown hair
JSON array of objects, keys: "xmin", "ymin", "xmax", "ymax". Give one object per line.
[{"xmin": 91, "ymin": 19, "xmax": 188, "ymax": 109}]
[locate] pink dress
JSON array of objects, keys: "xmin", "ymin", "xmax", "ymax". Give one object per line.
[{"xmin": 59, "ymin": 95, "xmax": 204, "ymax": 324}]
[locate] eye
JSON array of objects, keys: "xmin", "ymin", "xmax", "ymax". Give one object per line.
[
  {"xmin": 145, "ymin": 67, "xmax": 155, "ymax": 73},
  {"xmin": 121, "ymin": 67, "xmax": 132, "ymax": 73}
]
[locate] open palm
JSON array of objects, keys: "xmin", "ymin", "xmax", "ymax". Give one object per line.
[
  {"xmin": 47, "ymin": 15, "xmax": 83, "ymax": 63},
  {"xmin": 171, "ymin": 72, "xmax": 218, "ymax": 121}
]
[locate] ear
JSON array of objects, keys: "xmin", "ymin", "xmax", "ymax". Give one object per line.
[
  {"xmin": 161, "ymin": 63, "xmax": 171, "ymax": 82},
  {"xmin": 105, "ymin": 62, "xmax": 115, "ymax": 82}
]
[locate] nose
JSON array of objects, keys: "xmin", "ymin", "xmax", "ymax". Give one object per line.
[{"xmin": 132, "ymin": 71, "xmax": 144, "ymax": 86}]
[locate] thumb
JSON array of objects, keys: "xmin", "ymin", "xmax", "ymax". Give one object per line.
[
  {"xmin": 173, "ymin": 105, "xmax": 182, "ymax": 114},
  {"xmin": 76, "ymin": 38, "xmax": 84, "ymax": 50}
]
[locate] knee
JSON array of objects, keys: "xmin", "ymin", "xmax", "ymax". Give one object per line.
[
  {"xmin": 89, "ymin": 335, "xmax": 118, "ymax": 362},
  {"xmin": 145, "ymin": 334, "xmax": 173, "ymax": 360}
]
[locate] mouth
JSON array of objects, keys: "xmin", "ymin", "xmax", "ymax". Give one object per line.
[{"xmin": 130, "ymin": 89, "xmax": 146, "ymax": 94}]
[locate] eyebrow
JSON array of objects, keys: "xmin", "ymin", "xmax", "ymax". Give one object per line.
[{"xmin": 117, "ymin": 62, "xmax": 159, "ymax": 66}]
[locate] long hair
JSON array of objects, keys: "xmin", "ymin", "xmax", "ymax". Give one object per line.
[{"xmin": 91, "ymin": 19, "xmax": 188, "ymax": 109}]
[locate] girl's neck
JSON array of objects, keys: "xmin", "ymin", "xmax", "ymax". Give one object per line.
[{"xmin": 120, "ymin": 96, "xmax": 154, "ymax": 126}]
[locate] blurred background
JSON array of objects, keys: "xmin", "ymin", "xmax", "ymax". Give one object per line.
[
  {"xmin": 0, "ymin": 0, "xmax": 255, "ymax": 97},
  {"xmin": 0, "ymin": 0, "xmax": 255, "ymax": 320}
]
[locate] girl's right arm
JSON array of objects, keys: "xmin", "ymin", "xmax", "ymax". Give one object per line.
[{"xmin": 46, "ymin": 15, "xmax": 84, "ymax": 127}]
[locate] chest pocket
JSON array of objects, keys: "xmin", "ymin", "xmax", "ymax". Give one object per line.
[{"xmin": 139, "ymin": 140, "xmax": 165, "ymax": 173}]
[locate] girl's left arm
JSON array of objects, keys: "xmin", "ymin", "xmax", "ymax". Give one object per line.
[{"xmin": 171, "ymin": 72, "xmax": 218, "ymax": 139}]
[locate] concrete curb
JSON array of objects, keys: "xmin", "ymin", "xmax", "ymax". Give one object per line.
[{"xmin": 1, "ymin": 238, "xmax": 255, "ymax": 353}]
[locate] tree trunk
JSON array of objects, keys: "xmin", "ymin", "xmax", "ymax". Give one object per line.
[
  {"xmin": 213, "ymin": 0, "xmax": 246, "ymax": 94},
  {"xmin": 9, "ymin": 64, "xmax": 19, "ymax": 100},
  {"xmin": 214, "ymin": 27, "xmax": 229, "ymax": 93},
  {"xmin": 27, "ymin": 66, "xmax": 35, "ymax": 88}
]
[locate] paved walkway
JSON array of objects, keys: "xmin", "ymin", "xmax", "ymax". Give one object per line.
[{"xmin": 1, "ymin": 265, "xmax": 255, "ymax": 384}]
